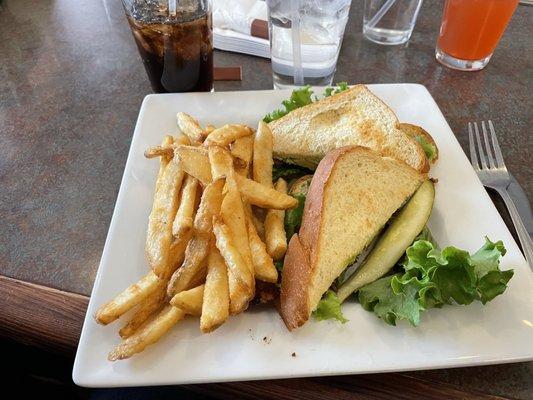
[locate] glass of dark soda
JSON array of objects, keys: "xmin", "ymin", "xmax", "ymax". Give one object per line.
[{"xmin": 122, "ymin": 0, "xmax": 213, "ymax": 93}]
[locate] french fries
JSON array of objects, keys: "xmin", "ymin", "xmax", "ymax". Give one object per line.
[
  {"xmin": 234, "ymin": 174, "xmax": 298, "ymax": 210},
  {"xmin": 221, "ymin": 175, "xmax": 254, "ymax": 289},
  {"xmin": 204, "ymin": 124, "xmax": 253, "ymax": 146},
  {"xmin": 228, "ymin": 273, "xmax": 251, "ymax": 315},
  {"xmin": 166, "ymin": 229, "xmax": 193, "ymax": 279},
  {"xmin": 177, "ymin": 112, "xmax": 205, "ymax": 143},
  {"xmin": 265, "ymin": 178, "xmax": 289, "ymax": 260},
  {"xmin": 174, "ymin": 132, "xmax": 191, "ymax": 146},
  {"xmin": 170, "ymin": 284, "xmax": 204, "ymax": 315},
  {"xmin": 95, "ymin": 271, "xmax": 165, "ymax": 325},
  {"xmin": 251, "ymin": 209, "xmax": 265, "ymax": 240},
  {"xmin": 146, "ymin": 157, "xmax": 185, "ymax": 278},
  {"xmin": 247, "ymin": 214, "xmax": 278, "ymax": 283},
  {"xmin": 145, "ymin": 145, "xmax": 174, "ymax": 159},
  {"xmin": 201, "ymin": 242, "xmax": 229, "ymax": 332},
  {"xmin": 212, "ymin": 217, "xmax": 253, "ymax": 290},
  {"xmin": 119, "ymin": 285, "xmax": 167, "ymax": 339},
  {"xmin": 208, "ymin": 145, "xmax": 233, "ymax": 180},
  {"xmin": 155, "ymin": 135, "xmax": 174, "ymax": 191},
  {"xmin": 172, "ymin": 175, "xmax": 198, "ymax": 238},
  {"xmin": 98, "ymin": 112, "xmax": 295, "ymax": 360},
  {"xmin": 252, "ymin": 121, "xmax": 273, "ymax": 186},
  {"xmin": 167, "ymin": 179, "xmax": 224, "ymax": 296},
  {"xmin": 231, "ymin": 135, "xmax": 254, "ymax": 175},
  {"xmin": 175, "ymin": 145, "xmax": 212, "ymax": 186},
  {"xmin": 108, "ymin": 305, "xmax": 186, "ymax": 361}
]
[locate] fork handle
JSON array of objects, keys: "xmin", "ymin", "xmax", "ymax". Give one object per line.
[{"xmin": 496, "ymin": 188, "xmax": 533, "ymax": 269}]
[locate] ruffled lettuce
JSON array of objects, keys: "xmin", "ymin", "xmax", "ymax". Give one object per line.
[
  {"xmin": 359, "ymin": 238, "xmax": 514, "ymax": 326},
  {"xmin": 263, "ymin": 83, "xmax": 349, "ymax": 123},
  {"xmin": 312, "ymin": 290, "xmax": 348, "ymax": 323}
]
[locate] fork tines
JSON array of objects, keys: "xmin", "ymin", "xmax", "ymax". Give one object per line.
[{"xmin": 468, "ymin": 120, "xmax": 506, "ymax": 171}]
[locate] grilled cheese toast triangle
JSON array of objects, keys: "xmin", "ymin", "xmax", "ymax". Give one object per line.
[
  {"xmin": 269, "ymin": 85, "xmax": 429, "ymax": 173},
  {"xmin": 280, "ymin": 146, "xmax": 425, "ymax": 330}
]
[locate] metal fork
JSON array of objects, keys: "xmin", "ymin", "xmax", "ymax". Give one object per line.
[{"xmin": 468, "ymin": 120, "xmax": 533, "ymax": 268}]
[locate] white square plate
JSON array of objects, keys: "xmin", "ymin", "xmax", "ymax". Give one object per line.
[{"xmin": 73, "ymin": 84, "xmax": 533, "ymax": 387}]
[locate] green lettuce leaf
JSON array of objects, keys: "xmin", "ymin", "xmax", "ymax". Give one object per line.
[
  {"xmin": 359, "ymin": 274, "xmax": 424, "ymax": 326},
  {"xmin": 414, "ymin": 135, "xmax": 437, "ymax": 162},
  {"xmin": 323, "ymin": 82, "xmax": 349, "ymax": 97},
  {"xmin": 358, "ymin": 238, "xmax": 513, "ymax": 326},
  {"xmin": 312, "ymin": 290, "xmax": 348, "ymax": 323},
  {"xmin": 263, "ymin": 83, "xmax": 350, "ymax": 123},
  {"xmin": 263, "ymin": 86, "xmax": 314, "ymax": 123},
  {"xmin": 471, "ymin": 238, "xmax": 513, "ymax": 303},
  {"xmin": 284, "ymin": 193, "xmax": 306, "ymax": 240}
]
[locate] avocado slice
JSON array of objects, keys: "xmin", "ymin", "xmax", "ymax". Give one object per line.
[{"xmin": 336, "ymin": 180, "xmax": 435, "ymax": 302}]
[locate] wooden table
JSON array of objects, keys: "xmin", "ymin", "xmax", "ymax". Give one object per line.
[{"xmin": 0, "ymin": 0, "xmax": 531, "ymax": 398}]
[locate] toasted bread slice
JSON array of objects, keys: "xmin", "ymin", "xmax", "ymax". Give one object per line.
[
  {"xmin": 399, "ymin": 123, "xmax": 439, "ymax": 163},
  {"xmin": 269, "ymin": 85, "xmax": 429, "ymax": 173},
  {"xmin": 280, "ymin": 146, "xmax": 425, "ymax": 330}
]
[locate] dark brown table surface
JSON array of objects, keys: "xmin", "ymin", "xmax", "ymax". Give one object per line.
[{"xmin": 0, "ymin": 0, "xmax": 531, "ymax": 398}]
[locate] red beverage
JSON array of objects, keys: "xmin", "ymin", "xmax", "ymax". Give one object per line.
[
  {"xmin": 436, "ymin": 0, "xmax": 518, "ymax": 70},
  {"xmin": 124, "ymin": 0, "xmax": 213, "ymax": 93}
]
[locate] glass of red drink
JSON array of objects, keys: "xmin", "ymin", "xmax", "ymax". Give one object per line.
[
  {"xmin": 123, "ymin": 0, "xmax": 213, "ymax": 92},
  {"xmin": 435, "ymin": 0, "xmax": 519, "ymax": 71}
]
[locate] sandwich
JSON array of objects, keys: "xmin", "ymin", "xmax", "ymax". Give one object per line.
[
  {"xmin": 279, "ymin": 146, "xmax": 428, "ymax": 330},
  {"xmin": 266, "ymin": 84, "xmax": 511, "ymax": 330},
  {"xmin": 268, "ymin": 84, "xmax": 431, "ymax": 172}
]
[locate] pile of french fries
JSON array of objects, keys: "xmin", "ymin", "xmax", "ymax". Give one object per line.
[{"xmin": 94, "ymin": 112, "xmax": 297, "ymax": 361}]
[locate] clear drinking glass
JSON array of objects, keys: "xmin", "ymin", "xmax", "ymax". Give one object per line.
[
  {"xmin": 363, "ymin": 0, "xmax": 423, "ymax": 45},
  {"xmin": 266, "ymin": 0, "xmax": 352, "ymax": 89}
]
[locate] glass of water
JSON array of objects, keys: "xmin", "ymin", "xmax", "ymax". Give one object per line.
[
  {"xmin": 363, "ymin": 0, "xmax": 423, "ymax": 45},
  {"xmin": 267, "ymin": 0, "xmax": 352, "ymax": 89}
]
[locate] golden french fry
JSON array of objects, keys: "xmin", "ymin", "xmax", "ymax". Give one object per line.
[
  {"xmin": 251, "ymin": 208, "xmax": 265, "ymax": 240},
  {"xmin": 228, "ymin": 271, "xmax": 251, "ymax": 315},
  {"xmin": 166, "ymin": 229, "xmax": 193, "ymax": 279},
  {"xmin": 119, "ymin": 285, "xmax": 167, "ymax": 339},
  {"xmin": 177, "ymin": 112, "xmax": 205, "ymax": 143},
  {"xmin": 221, "ymin": 175, "xmax": 254, "ymax": 287},
  {"xmin": 208, "ymin": 145, "xmax": 233, "ymax": 180},
  {"xmin": 172, "ymin": 175, "xmax": 198, "ymax": 238},
  {"xmin": 189, "ymin": 256, "xmax": 208, "ymax": 288},
  {"xmin": 247, "ymin": 214, "xmax": 278, "ymax": 283},
  {"xmin": 205, "ymin": 124, "xmax": 216, "ymax": 134},
  {"xmin": 170, "ymin": 284, "xmax": 204, "ymax": 315},
  {"xmin": 145, "ymin": 145, "xmax": 174, "ymax": 159},
  {"xmin": 194, "ymin": 179, "xmax": 225, "ymax": 234},
  {"xmin": 252, "ymin": 121, "xmax": 273, "ymax": 187},
  {"xmin": 167, "ymin": 236, "xmax": 209, "ymax": 297},
  {"xmin": 231, "ymin": 135, "xmax": 253, "ymax": 172},
  {"xmin": 155, "ymin": 135, "xmax": 174, "ymax": 192},
  {"xmin": 201, "ymin": 242, "xmax": 230, "ymax": 332},
  {"xmin": 167, "ymin": 179, "xmax": 224, "ymax": 296},
  {"xmin": 212, "ymin": 216, "xmax": 254, "ymax": 291},
  {"xmin": 108, "ymin": 305, "xmax": 186, "ymax": 361},
  {"xmin": 146, "ymin": 157, "xmax": 185, "ymax": 278},
  {"xmin": 265, "ymin": 178, "xmax": 288, "ymax": 260},
  {"xmin": 204, "ymin": 124, "xmax": 253, "ymax": 147},
  {"xmin": 175, "ymin": 145, "xmax": 212, "ymax": 186},
  {"xmin": 94, "ymin": 271, "xmax": 165, "ymax": 325},
  {"xmin": 234, "ymin": 174, "xmax": 298, "ymax": 210},
  {"xmin": 174, "ymin": 132, "xmax": 191, "ymax": 146}
]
